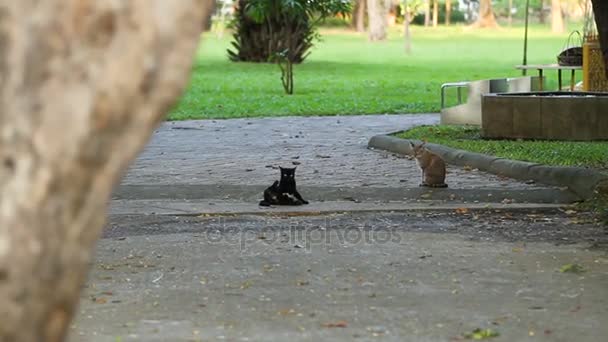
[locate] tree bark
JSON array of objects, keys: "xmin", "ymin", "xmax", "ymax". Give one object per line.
[
  {"xmin": 539, "ymin": 0, "xmax": 546, "ymax": 24},
  {"xmin": 446, "ymin": 0, "xmax": 452, "ymax": 26},
  {"xmin": 367, "ymin": 0, "xmax": 390, "ymax": 41},
  {"xmin": 404, "ymin": 0, "xmax": 412, "ymax": 54},
  {"xmin": 432, "ymin": 0, "xmax": 438, "ymax": 27},
  {"xmin": 473, "ymin": 0, "xmax": 499, "ymax": 28},
  {"xmin": 0, "ymin": 1, "xmax": 210, "ymax": 341},
  {"xmin": 424, "ymin": 0, "xmax": 431, "ymax": 26},
  {"xmin": 353, "ymin": 0, "xmax": 366, "ymax": 32},
  {"xmin": 508, "ymin": 0, "xmax": 513, "ymax": 26},
  {"xmin": 591, "ymin": 0, "xmax": 608, "ymax": 77},
  {"xmin": 551, "ymin": 0, "xmax": 564, "ymax": 34}
]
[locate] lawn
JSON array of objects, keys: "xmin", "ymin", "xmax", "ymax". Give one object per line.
[
  {"xmin": 169, "ymin": 25, "xmax": 579, "ymax": 120},
  {"xmin": 395, "ymin": 125, "xmax": 608, "ymax": 170}
]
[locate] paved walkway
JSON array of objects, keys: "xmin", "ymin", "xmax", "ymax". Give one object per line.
[{"xmin": 122, "ymin": 114, "xmax": 547, "ymax": 191}]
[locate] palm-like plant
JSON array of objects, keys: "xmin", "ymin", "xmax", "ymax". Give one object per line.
[{"xmin": 228, "ymin": 0, "xmax": 350, "ymax": 63}]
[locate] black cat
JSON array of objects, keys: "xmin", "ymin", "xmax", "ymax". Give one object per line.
[{"xmin": 259, "ymin": 167, "xmax": 309, "ymax": 206}]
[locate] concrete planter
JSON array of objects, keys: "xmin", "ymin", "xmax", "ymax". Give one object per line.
[{"xmin": 481, "ymin": 92, "xmax": 608, "ymax": 141}]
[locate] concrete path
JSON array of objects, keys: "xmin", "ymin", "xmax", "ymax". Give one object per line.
[
  {"xmin": 67, "ymin": 115, "xmax": 608, "ymax": 341},
  {"xmin": 115, "ymin": 114, "xmax": 575, "ymax": 214}
]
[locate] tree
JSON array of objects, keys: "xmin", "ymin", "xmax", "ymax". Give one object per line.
[
  {"xmin": 551, "ymin": 0, "xmax": 564, "ymax": 33},
  {"xmin": 404, "ymin": 0, "xmax": 412, "ymax": 53},
  {"xmin": 424, "ymin": 0, "xmax": 431, "ymax": 26},
  {"xmin": 591, "ymin": 0, "xmax": 608, "ymax": 77},
  {"xmin": 473, "ymin": 0, "xmax": 499, "ymax": 28},
  {"xmin": 367, "ymin": 0, "xmax": 391, "ymax": 41},
  {"xmin": 228, "ymin": 0, "xmax": 350, "ymax": 63},
  {"xmin": 352, "ymin": 0, "xmax": 367, "ymax": 32},
  {"xmin": 432, "ymin": 0, "xmax": 439, "ymax": 27},
  {"xmin": 446, "ymin": 0, "xmax": 452, "ymax": 25},
  {"xmin": 0, "ymin": 1, "xmax": 210, "ymax": 340}
]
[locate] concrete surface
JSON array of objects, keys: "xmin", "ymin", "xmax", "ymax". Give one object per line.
[
  {"xmin": 121, "ymin": 115, "xmax": 558, "ymax": 190},
  {"xmin": 70, "ymin": 211, "xmax": 608, "ymax": 342},
  {"xmin": 68, "ymin": 115, "xmax": 608, "ymax": 341}
]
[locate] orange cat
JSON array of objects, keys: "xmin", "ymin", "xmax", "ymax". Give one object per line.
[{"xmin": 409, "ymin": 141, "xmax": 448, "ymax": 188}]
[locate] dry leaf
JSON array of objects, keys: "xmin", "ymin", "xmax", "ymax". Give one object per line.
[{"xmin": 322, "ymin": 320, "xmax": 348, "ymax": 328}]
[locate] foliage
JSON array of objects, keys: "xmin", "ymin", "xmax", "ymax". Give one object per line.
[
  {"xmin": 228, "ymin": 0, "xmax": 350, "ymax": 63},
  {"xmin": 394, "ymin": 125, "xmax": 608, "ymax": 169},
  {"xmin": 171, "ymin": 26, "xmax": 579, "ymax": 120}
]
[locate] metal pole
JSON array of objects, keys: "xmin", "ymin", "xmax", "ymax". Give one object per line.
[{"xmin": 523, "ymin": 0, "xmax": 530, "ymax": 76}]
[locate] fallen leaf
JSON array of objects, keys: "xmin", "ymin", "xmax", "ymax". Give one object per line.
[
  {"xmin": 455, "ymin": 208, "xmax": 469, "ymax": 214},
  {"xmin": 463, "ymin": 328, "xmax": 499, "ymax": 340},
  {"xmin": 322, "ymin": 320, "xmax": 348, "ymax": 328},
  {"xmin": 94, "ymin": 297, "xmax": 107, "ymax": 304},
  {"xmin": 463, "ymin": 165, "xmax": 473, "ymax": 171},
  {"xmin": 559, "ymin": 264, "xmax": 586, "ymax": 274}
]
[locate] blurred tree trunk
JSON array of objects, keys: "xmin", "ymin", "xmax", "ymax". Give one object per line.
[
  {"xmin": 432, "ymin": 0, "xmax": 438, "ymax": 27},
  {"xmin": 551, "ymin": 0, "xmax": 564, "ymax": 33},
  {"xmin": 404, "ymin": 0, "xmax": 412, "ymax": 54},
  {"xmin": 367, "ymin": 0, "xmax": 390, "ymax": 40},
  {"xmin": 591, "ymin": 0, "xmax": 608, "ymax": 77},
  {"xmin": 0, "ymin": 1, "xmax": 209, "ymax": 341},
  {"xmin": 508, "ymin": 0, "xmax": 513, "ymax": 26},
  {"xmin": 424, "ymin": 0, "xmax": 430, "ymax": 26},
  {"xmin": 539, "ymin": 0, "xmax": 546, "ymax": 24},
  {"xmin": 352, "ymin": 0, "xmax": 367, "ymax": 32},
  {"xmin": 473, "ymin": 0, "xmax": 499, "ymax": 28},
  {"xmin": 446, "ymin": 0, "xmax": 452, "ymax": 26}
]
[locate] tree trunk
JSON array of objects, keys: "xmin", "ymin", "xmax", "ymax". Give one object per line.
[
  {"xmin": 508, "ymin": 0, "xmax": 513, "ymax": 26},
  {"xmin": 474, "ymin": 0, "xmax": 499, "ymax": 28},
  {"xmin": 551, "ymin": 0, "xmax": 564, "ymax": 33},
  {"xmin": 591, "ymin": 0, "xmax": 608, "ymax": 77},
  {"xmin": 432, "ymin": 0, "xmax": 438, "ymax": 27},
  {"xmin": 424, "ymin": 0, "xmax": 431, "ymax": 26},
  {"xmin": 539, "ymin": 0, "xmax": 546, "ymax": 24},
  {"xmin": 404, "ymin": 0, "xmax": 412, "ymax": 54},
  {"xmin": 446, "ymin": 0, "xmax": 452, "ymax": 26},
  {"xmin": 0, "ymin": 1, "xmax": 210, "ymax": 341},
  {"xmin": 367, "ymin": 0, "xmax": 390, "ymax": 41},
  {"xmin": 353, "ymin": 0, "xmax": 367, "ymax": 32}
]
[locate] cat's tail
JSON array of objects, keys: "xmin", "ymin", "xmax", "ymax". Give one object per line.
[{"xmin": 259, "ymin": 200, "xmax": 272, "ymax": 207}]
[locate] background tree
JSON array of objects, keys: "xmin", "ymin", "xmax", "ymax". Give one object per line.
[
  {"xmin": 228, "ymin": 0, "xmax": 350, "ymax": 63},
  {"xmin": 352, "ymin": 0, "xmax": 367, "ymax": 32},
  {"xmin": 446, "ymin": 0, "xmax": 452, "ymax": 25},
  {"xmin": 474, "ymin": 0, "xmax": 499, "ymax": 28},
  {"xmin": 367, "ymin": 0, "xmax": 391, "ymax": 40},
  {"xmin": 404, "ymin": 0, "xmax": 412, "ymax": 53},
  {"xmin": 432, "ymin": 0, "xmax": 439, "ymax": 27},
  {"xmin": 0, "ymin": 0, "xmax": 210, "ymax": 340},
  {"xmin": 551, "ymin": 0, "xmax": 564, "ymax": 33},
  {"xmin": 424, "ymin": 0, "xmax": 431, "ymax": 26}
]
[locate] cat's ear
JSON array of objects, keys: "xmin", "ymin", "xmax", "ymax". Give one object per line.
[
  {"xmin": 409, "ymin": 141, "xmax": 415, "ymax": 149},
  {"xmin": 279, "ymin": 166, "xmax": 284, "ymax": 171}
]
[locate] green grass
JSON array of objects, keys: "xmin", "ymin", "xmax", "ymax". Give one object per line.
[
  {"xmin": 169, "ymin": 25, "xmax": 581, "ymax": 120},
  {"xmin": 395, "ymin": 125, "xmax": 608, "ymax": 170}
]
